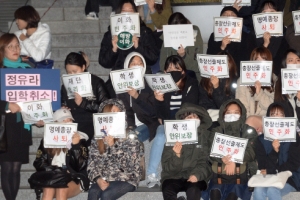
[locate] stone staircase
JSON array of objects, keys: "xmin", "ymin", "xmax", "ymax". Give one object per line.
[{"xmin": 1, "ymin": 0, "xmax": 300, "ymax": 199}]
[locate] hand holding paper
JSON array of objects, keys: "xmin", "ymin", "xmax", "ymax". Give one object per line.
[
  {"xmin": 173, "ymin": 141, "xmax": 182, "ymax": 157},
  {"xmin": 146, "ymin": 0, "xmax": 155, "ymax": 12},
  {"xmin": 154, "ymin": 90, "xmax": 164, "ymax": 101},
  {"xmin": 233, "ymin": 0, "xmax": 242, "ymax": 11},
  {"xmin": 177, "ymin": 44, "xmax": 185, "ymax": 57},
  {"xmin": 112, "ymin": 35, "xmax": 118, "ymax": 52},
  {"xmin": 221, "ymin": 35, "xmax": 231, "ymax": 50},
  {"xmin": 127, "ymin": 86, "xmax": 139, "ymax": 99},
  {"xmin": 222, "ymin": 155, "xmax": 232, "ymax": 165},
  {"xmin": 132, "ymin": 35, "xmax": 139, "ymax": 49},
  {"xmin": 8, "ymin": 102, "xmax": 21, "ymax": 113},
  {"xmin": 74, "ymin": 92, "xmax": 83, "ymax": 106},
  {"xmin": 187, "ymin": 175, "xmax": 198, "ymax": 183},
  {"xmin": 263, "ymin": 31, "xmax": 271, "ymax": 47},
  {"xmin": 210, "ymin": 75, "xmax": 220, "ymax": 89},
  {"xmin": 72, "ymin": 132, "xmax": 80, "ymax": 144},
  {"xmin": 105, "ymin": 135, "xmax": 115, "ymax": 147},
  {"xmin": 255, "ymin": 80, "xmax": 262, "ymax": 94}
]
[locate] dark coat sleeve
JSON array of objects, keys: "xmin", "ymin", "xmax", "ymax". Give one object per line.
[
  {"xmin": 79, "ymin": 75, "xmax": 109, "ymax": 112},
  {"xmin": 198, "ymin": 83, "xmax": 217, "ymax": 110},
  {"xmin": 183, "ymin": 77, "xmax": 199, "ymax": 105},
  {"xmin": 211, "ymin": 78, "xmax": 237, "ymax": 108},
  {"xmin": 134, "ymin": 91, "xmax": 157, "ymax": 118},
  {"xmin": 0, "ymin": 101, "xmax": 8, "ymax": 114},
  {"xmin": 134, "ymin": 26, "xmax": 159, "ymax": 66},
  {"xmin": 33, "ymin": 139, "xmax": 51, "ymax": 171},
  {"xmin": 118, "ymin": 93, "xmax": 136, "ymax": 128},
  {"xmin": 207, "ymin": 33, "xmax": 222, "ymax": 54},
  {"xmin": 66, "ymin": 139, "xmax": 89, "ymax": 173},
  {"xmin": 98, "ymin": 29, "xmax": 119, "ymax": 69}
]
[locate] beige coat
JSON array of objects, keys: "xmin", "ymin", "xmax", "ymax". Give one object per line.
[{"xmin": 235, "ymin": 76, "xmax": 277, "ymax": 117}]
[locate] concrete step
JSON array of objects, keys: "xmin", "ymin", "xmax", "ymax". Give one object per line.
[
  {"xmin": 36, "ymin": 7, "xmax": 111, "ymax": 22},
  {"xmin": 51, "ymin": 47, "xmax": 99, "ymax": 62},
  {"xmin": 51, "ymin": 33, "xmax": 103, "ymax": 48},
  {"xmin": 31, "ymin": 0, "xmax": 86, "ymax": 8}
]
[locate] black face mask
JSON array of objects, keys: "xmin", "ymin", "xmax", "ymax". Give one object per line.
[{"xmin": 169, "ymin": 71, "xmax": 182, "ymax": 82}]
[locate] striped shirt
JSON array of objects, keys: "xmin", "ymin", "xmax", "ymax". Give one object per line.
[{"xmin": 170, "ymin": 93, "xmax": 182, "ymax": 110}]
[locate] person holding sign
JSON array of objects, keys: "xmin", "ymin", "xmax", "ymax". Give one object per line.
[
  {"xmin": 236, "ymin": 47, "xmax": 276, "ymax": 117},
  {"xmin": 274, "ymin": 49, "xmax": 300, "ymax": 122},
  {"xmin": 99, "ymin": 0, "xmax": 159, "ymax": 96},
  {"xmin": 159, "ymin": 12, "xmax": 203, "ymax": 80},
  {"xmin": 0, "ymin": 33, "xmax": 33, "ymax": 200},
  {"xmin": 28, "ymin": 108, "xmax": 90, "ymax": 200},
  {"xmin": 137, "ymin": 0, "xmax": 172, "ymax": 31},
  {"xmin": 88, "ymin": 99, "xmax": 144, "ymax": 200},
  {"xmin": 118, "ymin": 52, "xmax": 160, "ymax": 142},
  {"xmin": 205, "ymin": 99, "xmax": 257, "ymax": 200},
  {"xmin": 255, "ymin": 1, "xmax": 289, "ymax": 76},
  {"xmin": 253, "ymin": 102, "xmax": 300, "ymax": 200},
  {"xmin": 198, "ymin": 51, "xmax": 238, "ymax": 123},
  {"xmin": 14, "ymin": 5, "xmax": 51, "ymax": 63},
  {"xmin": 207, "ymin": 6, "xmax": 256, "ymax": 76},
  {"xmin": 61, "ymin": 52, "xmax": 109, "ymax": 145},
  {"xmin": 161, "ymin": 103, "xmax": 212, "ymax": 200}
]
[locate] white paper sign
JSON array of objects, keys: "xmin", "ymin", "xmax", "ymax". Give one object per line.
[
  {"xmin": 62, "ymin": 72, "xmax": 93, "ymax": 99},
  {"xmin": 263, "ymin": 117, "xmax": 297, "ymax": 142},
  {"xmin": 44, "ymin": 123, "xmax": 77, "ymax": 148},
  {"xmin": 281, "ymin": 68, "xmax": 300, "ymax": 94},
  {"xmin": 164, "ymin": 120, "xmax": 198, "ymax": 146},
  {"xmin": 221, "ymin": 0, "xmax": 251, "ymax": 6},
  {"xmin": 20, "ymin": 99, "xmax": 53, "ymax": 124},
  {"xmin": 110, "ymin": 68, "xmax": 145, "ymax": 94},
  {"xmin": 252, "ymin": 12, "xmax": 283, "ymax": 38},
  {"xmin": 197, "ymin": 54, "xmax": 229, "ymax": 78},
  {"xmin": 163, "ymin": 24, "xmax": 194, "ymax": 49},
  {"xmin": 292, "ymin": 10, "xmax": 300, "ymax": 36},
  {"xmin": 93, "ymin": 112, "xmax": 126, "ymax": 138},
  {"xmin": 210, "ymin": 132, "xmax": 248, "ymax": 164},
  {"xmin": 240, "ymin": 61, "xmax": 273, "ymax": 86},
  {"xmin": 134, "ymin": 0, "xmax": 162, "ymax": 5},
  {"xmin": 110, "ymin": 13, "xmax": 140, "ymax": 36},
  {"xmin": 144, "ymin": 74, "xmax": 179, "ymax": 93},
  {"xmin": 214, "ymin": 17, "xmax": 243, "ymax": 42}
]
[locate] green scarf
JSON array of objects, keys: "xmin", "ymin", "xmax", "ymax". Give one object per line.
[{"xmin": 3, "ymin": 57, "xmax": 31, "ymax": 69}]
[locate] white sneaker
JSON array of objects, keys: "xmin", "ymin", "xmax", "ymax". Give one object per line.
[
  {"xmin": 146, "ymin": 173, "xmax": 158, "ymax": 188},
  {"xmin": 86, "ymin": 12, "xmax": 99, "ymax": 20}
]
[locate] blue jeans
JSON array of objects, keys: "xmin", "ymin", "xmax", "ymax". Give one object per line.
[
  {"xmin": 135, "ymin": 124, "xmax": 149, "ymax": 142},
  {"xmin": 147, "ymin": 125, "xmax": 166, "ymax": 176},
  {"xmin": 253, "ymin": 183, "xmax": 296, "ymax": 200},
  {"xmin": 87, "ymin": 181, "xmax": 135, "ymax": 200}
]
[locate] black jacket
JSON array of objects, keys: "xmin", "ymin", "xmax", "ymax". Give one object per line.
[
  {"xmin": 98, "ymin": 24, "xmax": 159, "ymax": 73},
  {"xmin": 207, "ymin": 31, "xmax": 256, "ymax": 76},
  {"xmin": 155, "ymin": 76, "xmax": 199, "ymax": 121},
  {"xmin": 61, "ymin": 74, "xmax": 109, "ymax": 143},
  {"xmin": 198, "ymin": 77, "xmax": 237, "ymax": 110},
  {"xmin": 118, "ymin": 82, "xmax": 160, "ymax": 141},
  {"xmin": 33, "ymin": 139, "xmax": 90, "ymax": 191}
]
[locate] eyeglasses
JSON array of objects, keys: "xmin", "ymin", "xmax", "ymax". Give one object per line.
[{"xmin": 6, "ymin": 44, "xmax": 21, "ymax": 51}]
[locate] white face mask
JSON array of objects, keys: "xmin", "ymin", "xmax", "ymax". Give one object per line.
[
  {"xmin": 186, "ymin": 119, "xmax": 201, "ymax": 128},
  {"xmin": 130, "ymin": 65, "xmax": 143, "ymax": 69},
  {"xmin": 224, "ymin": 114, "xmax": 240, "ymax": 122},
  {"xmin": 286, "ymin": 64, "xmax": 300, "ymax": 69}
]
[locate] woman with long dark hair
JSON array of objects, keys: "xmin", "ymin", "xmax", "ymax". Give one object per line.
[{"xmin": 0, "ymin": 33, "xmax": 32, "ymax": 200}]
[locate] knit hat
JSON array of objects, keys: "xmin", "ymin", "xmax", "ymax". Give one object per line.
[
  {"xmin": 53, "ymin": 108, "xmax": 74, "ymax": 122},
  {"xmin": 220, "ymin": 6, "xmax": 238, "ymax": 17}
]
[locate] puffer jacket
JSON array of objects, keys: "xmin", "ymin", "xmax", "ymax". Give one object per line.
[
  {"xmin": 117, "ymin": 52, "xmax": 160, "ymax": 141},
  {"xmin": 256, "ymin": 102, "xmax": 300, "ymax": 191},
  {"xmin": 15, "ymin": 22, "xmax": 51, "ymax": 61},
  {"xmin": 235, "ymin": 75, "xmax": 277, "ymax": 117},
  {"xmin": 33, "ymin": 137, "xmax": 90, "ymax": 191},
  {"xmin": 209, "ymin": 99, "xmax": 257, "ymax": 184},
  {"xmin": 161, "ymin": 103, "xmax": 212, "ymax": 187}
]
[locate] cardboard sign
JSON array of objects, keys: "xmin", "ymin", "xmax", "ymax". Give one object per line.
[
  {"xmin": 144, "ymin": 74, "xmax": 179, "ymax": 93},
  {"xmin": 62, "ymin": 72, "xmax": 93, "ymax": 99},
  {"xmin": 263, "ymin": 117, "xmax": 297, "ymax": 142},
  {"xmin": 110, "ymin": 68, "xmax": 145, "ymax": 94},
  {"xmin": 292, "ymin": 10, "xmax": 300, "ymax": 36},
  {"xmin": 44, "ymin": 123, "xmax": 77, "ymax": 148},
  {"xmin": 240, "ymin": 61, "xmax": 273, "ymax": 86},
  {"xmin": 210, "ymin": 132, "xmax": 248, "ymax": 164},
  {"xmin": 214, "ymin": 17, "xmax": 243, "ymax": 42},
  {"xmin": 0, "ymin": 69, "xmax": 61, "ymax": 110},
  {"xmin": 134, "ymin": 0, "xmax": 162, "ymax": 5},
  {"xmin": 110, "ymin": 13, "xmax": 140, "ymax": 36},
  {"xmin": 20, "ymin": 99, "xmax": 53, "ymax": 124},
  {"xmin": 281, "ymin": 68, "xmax": 300, "ymax": 94},
  {"xmin": 164, "ymin": 120, "xmax": 198, "ymax": 146},
  {"xmin": 163, "ymin": 24, "xmax": 194, "ymax": 49},
  {"xmin": 197, "ymin": 54, "xmax": 229, "ymax": 78},
  {"xmin": 93, "ymin": 112, "xmax": 126, "ymax": 138},
  {"xmin": 221, "ymin": 0, "xmax": 251, "ymax": 6},
  {"xmin": 252, "ymin": 12, "xmax": 283, "ymax": 38}
]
